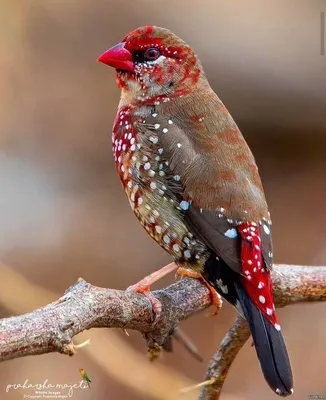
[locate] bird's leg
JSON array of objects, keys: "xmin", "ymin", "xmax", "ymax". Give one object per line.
[
  {"xmin": 126, "ymin": 262, "xmax": 178, "ymax": 321},
  {"xmin": 176, "ymin": 267, "xmax": 223, "ymax": 316}
]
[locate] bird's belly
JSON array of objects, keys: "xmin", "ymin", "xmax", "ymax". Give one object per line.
[{"xmin": 117, "ymin": 151, "xmax": 207, "ymax": 268}]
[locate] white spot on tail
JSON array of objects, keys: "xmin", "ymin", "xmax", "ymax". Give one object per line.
[
  {"xmin": 258, "ymin": 282, "xmax": 264, "ymax": 289},
  {"xmin": 274, "ymin": 323, "xmax": 281, "ymax": 331},
  {"xmin": 266, "ymin": 308, "xmax": 273, "ymax": 315},
  {"xmin": 259, "ymin": 295, "xmax": 266, "ymax": 304}
]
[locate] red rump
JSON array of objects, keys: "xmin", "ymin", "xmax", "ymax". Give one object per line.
[{"xmin": 238, "ymin": 223, "xmax": 280, "ymax": 329}]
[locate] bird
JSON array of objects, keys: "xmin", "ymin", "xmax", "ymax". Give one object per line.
[
  {"xmin": 97, "ymin": 26, "xmax": 293, "ymax": 397},
  {"xmin": 79, "ymin": 368, "xmax": 91, "ymax": 388}
]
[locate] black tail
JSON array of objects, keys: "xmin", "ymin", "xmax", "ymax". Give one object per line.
[
  {"xmin": 203, "ymin": 255, "xmax": 293, "ymax": 397},
  {"xmin": 234, "ymin": 280, "xmax": 293, "ymax": 396}
]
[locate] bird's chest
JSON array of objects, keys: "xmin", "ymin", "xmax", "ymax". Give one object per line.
[
  {"xmin": 112, "ymin": 106, "xmax": 206, "ymax": 267},
  {"xmin": 112, "ymin": 106, "xmax": 159, "ymax": 210}
]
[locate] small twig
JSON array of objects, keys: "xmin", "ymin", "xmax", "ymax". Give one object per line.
[{"xmin": 173, "ymin": 326, "xmax": 204, "ymax": 362}]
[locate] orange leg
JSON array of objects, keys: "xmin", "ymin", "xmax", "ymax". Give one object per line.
[
  {"xmin": 126, "ymin": 262, "xmax": 178, "ymax": 320},
  {"xmin": 176, "ymin": 267, "xmax": 223, "ymax": 316}
]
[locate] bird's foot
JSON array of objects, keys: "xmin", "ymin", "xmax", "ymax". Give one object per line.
[
  {"xmin": 126, "ymin": 282, "xmax": 162, "ymax": 323},
  {"xmin": 176, "ymin": 267, "xmax": 223, "ymax": 317},
  {"xmin": 126, "ymin": 262, "xmax": 178, "ymax": 324}
]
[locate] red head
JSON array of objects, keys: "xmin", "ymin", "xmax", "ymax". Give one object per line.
[{"xmin": 98, "ymin": 26, "xmax": 203, "ymax": 100}]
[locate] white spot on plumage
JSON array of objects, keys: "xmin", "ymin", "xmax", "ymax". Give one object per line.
[
  {"xmin": 224, "ymin": 228, "xmax": 237, "ymax": 239},
  {"xmin": 274, "ymin": 324, "xmax": 281, "ymax": 331},
  {"xmin": 173, "ymin": 175, "xmax": 181, "ymax": 181},
  {"xmin": 162, "ymin": 128, "xmax": 168, "ymax": 134},
  {"xmin": 216, "ymin": 279, "xmax": 228, "ymax": 294},
  {"xmin": 152, "ymin": 113, "xmax": 158, "ymax": 117},
  {"xmin": 163, "ymin": 235, "xmax": 170, "ymax": 244},
  {"xmin": 266, "ymin": 308, "xmax": 273, "ymax": 315},
  {"xmin": 258, "ymin": 282, "xmax": 264, "ymax": 289},
  {"xmin": 184, "ymin": 250, "xmax": 191, "ymax": 258},
  {"xmin": 154, "ymin": 123, "xmax": 160, "ymax": 129},
  {"xmin": 138, "ymin": 197, "xmax": 143, "ymax": 205},
  {"xmin": 149, "ymin": 136, "xmax": 158, "ymax": 144},
  {"xmin": 144, "ymin": 162, "xmax": 151, "ymax": 170},
  {"xmin": 248, "ymin": 260, "xmax": 253, "ymax": 265},
  {"xmin": 263, "ymin": 224, "xmax": 270, "ymax": 235},
  {"xmin": 158, "ymin": 148, "xmax": 163, "ymax": 154},
  {"xmin": 168, "ymin": 119, "xmax": 173, "ymax": 124},
  {"xmin": 143, "ymin": 155, "xmax": 148, "ymax": 161},
  {"xmin": 150, "ymin": 182, "xmax": 157, "ymax": 190},
  {"xmin": 173, "ymin": 243, "xmax": 180, "ymax": 252},
  {"xmin": 180, "ymin": 201, "xmax": 189, "ymax": 211},
  {"xmin": 130, "ymin": 137, "xmax": 135, "ymax": 145},
  {"xmin": 259, "ymin": 295, "xmax": 266, "ymax": 304},
  {"xmin": 148, "ymin": 170, "xmax": 155, "ymax": 177},
  {"xmin": 177, "ymin": 143, "xmax": 182, "ymax": 148},
  {"xmin": 127, "ymin": 181, "xmax": 132, "ymax": 189},
  {"xmin": 155, "ymin": 225, "xmax": 162, "ymax": 233},
  {"xmin": 130, "ymin": 144, "xmax": 136, "ymax": 151}
]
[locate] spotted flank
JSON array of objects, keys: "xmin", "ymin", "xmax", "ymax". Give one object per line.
[
  {"xmin": 112, "ymin": 106, "xmax": 206, "ymax": 266},
  {"xmin": 238, "ymin": 222, "xmax": 279, "ymax": 329}
]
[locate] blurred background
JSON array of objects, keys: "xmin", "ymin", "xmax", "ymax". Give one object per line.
[{"xmin": 0, "ymin": 0, "xmax": 325, "ymax": 399}]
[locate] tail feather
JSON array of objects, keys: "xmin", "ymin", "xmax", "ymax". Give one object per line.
[
  {"xmin": 203, "ymin": 254, "xmax": 293, "ymax": 397},
  {"xmin": 234, "ymin": 280, "xmax": 293, "ymax": 396}
]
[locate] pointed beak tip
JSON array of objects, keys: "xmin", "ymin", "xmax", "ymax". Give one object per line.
[{"xmin": 97, "ymin": 42, "xmax": 134, "ymax": 72}]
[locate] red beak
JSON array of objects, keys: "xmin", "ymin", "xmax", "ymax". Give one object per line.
[{"xmin": 97, "ymin": 42, "xmax": 134, "ymax": 72}]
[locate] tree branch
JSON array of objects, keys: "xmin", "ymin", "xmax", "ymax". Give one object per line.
[{"xmin": 0, "ymin": 264, "xmax": 325, "ymax": 399}]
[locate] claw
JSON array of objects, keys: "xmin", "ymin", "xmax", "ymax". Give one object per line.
[{"xmin": 176, "ymin": 267, "xmax": 223, "ymax": 317}]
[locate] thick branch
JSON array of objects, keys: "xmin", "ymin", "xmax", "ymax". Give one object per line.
[
  {"xmin": 0, "ymin": 276, "xmax": 211, "ymax": 361},
  {"xmin": 0, "ymin": 264, "xmax": 325, "ymax": 399}
]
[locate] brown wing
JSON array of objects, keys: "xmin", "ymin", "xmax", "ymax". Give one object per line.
[{"xmin": 141, "ymin": 91, "xmax": 273, "ymax": 272}]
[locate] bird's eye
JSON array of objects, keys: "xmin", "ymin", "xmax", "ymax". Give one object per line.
[{"xmin": 144, "ymin": 48, "xmax": 161, "ymax": 61}]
